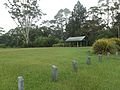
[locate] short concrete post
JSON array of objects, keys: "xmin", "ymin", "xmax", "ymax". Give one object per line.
[
  {"xmin": 87, "ymin": 50, "xmax": 90, "ymax": 56},
  {"xmin": 72, "ymin": 60, "xmax": 78, "ymax": 72},
  {"xmin": 52, "ymin": 65, "xmax": 58, "ymax": 81},
  {"xmin": 77, "ymin": 42, "xmax": 79, "ymax": 47},
  {"xmin": 107, "ymin": 52, "xmax": 110, "ymax": 58},
  {"xmin": 116, "ymin": 51, "xmax": 118, "ymax": 56},
  {"xmin": 18, "ymin": 76, "xmax": 24, "ymax": 90},
  {"xmin": 98, "ymin": 54, "xmax": 102, "ymax": 62},
  {"xmin": 86, "ymin": 56, "xmax": 91, "ymax": 65}
]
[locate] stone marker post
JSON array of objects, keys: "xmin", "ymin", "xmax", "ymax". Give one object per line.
[
  {"xmin": 116, "ymin": 51, "xmax": 118, "ymax": 56},
  {"xmin": 72, "ymin": 60, "xmax": 78, "ymax": 72},
  {"xmin": 87, "ymin": 50, "xmax": 90, "ymax": 56},
  {"xmin": 52, "ymin": 65, "xmax": 58, "ymax": 81},
  {"xmin": 107, "ymin": 52, "xmax": 110, "ymax": 58},
  {"xmin": 18, "ymin": 76, "xmax": 24, "ymax": 90},
  {"xmin": 86, "ymin": 56, "xmax": 91, "ymax": 65},
  {"xmin": 98, "ymin": 54, "xmax": 102, "ymax": 62}
]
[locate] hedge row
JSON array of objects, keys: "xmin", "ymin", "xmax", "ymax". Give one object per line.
[
  {"xmin": 92, "ymin": 38, "xmax": 120, "ymax": 54},
  {"xmin": 52, "ymin": 43, "xmax": 70, "ymax": 47},
  {"xmin": 35, "ymin": 36, "xmax": 59, "ymax": 47}
]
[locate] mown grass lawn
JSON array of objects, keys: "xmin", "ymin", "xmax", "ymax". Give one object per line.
[{"xmin": 0, "ymin": 47, "xmax": 120, "ymax": 90}]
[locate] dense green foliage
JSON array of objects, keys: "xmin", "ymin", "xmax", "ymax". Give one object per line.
[
  {"xmin": 92, "ymin": 39, "xmax": 116, "ymax": 54},
  {"xmin": 92, "ymin": 38, "xmax": 120, "ymax": 54},
  {"xmin": 0, "ymin": 47, "xmax": 120, "ymax": 90},
  {"xmin": 35, "ymin": 36, "xmax": 59, "ymax": 47},
  {"xmin": 52, "ymin": 43, "xmax": 69, "ymax": 47},
  {"xmin": 110, "ymin": 38, "xmax": 120, "ymax": 51},
  {"xmin": 2, "ymin": 0, "xmax": 120, "ymax": 47},
  {"xmin": 0, "ymin": 27, "xmax": 60, "ymax": 47},
  {"xmin": 0, "ymin": 44, "xmax": 7, "ymax": 48},
  {"xmin": 4, "ymin": 0, "xmax": 43, "ymax": 45},
  {"xmin": 66, "ymin": 1, "xmax": 86, "ymax": 37},
  {"xmin": 52, "ymin": 43, "xmax": 65, "ymax": 47}
]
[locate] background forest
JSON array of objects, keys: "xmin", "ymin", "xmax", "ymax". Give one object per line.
[{"xmin": 0, "ymin": 0, "xmax": 120, "ymax": 47}]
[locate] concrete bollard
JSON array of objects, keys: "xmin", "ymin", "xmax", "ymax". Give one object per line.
[
  {"xmin": 98, "ymin": 54, "xmax": 102, "ymax": 62},
  {"xmin": 86, "ymin": 56, "xmax": 91, "ymax": 65},
  {"xmin": 52, "ymin": 65, "xmax": 58, "ymax": 81},
  {"xmin": 72, "ymin": 60, "xmax": 78, "ymax": 72},
  {"xmin": 87, "ymin": 50, "xmax": 90, "ymax": 56},
  {"xmin": 18, "ymin": 76, "xmax": 24, "ymax": 90},
  {"xmin": 116, "ymin": 51, "xmax": 118, "ymax": 56},
  {"xmin": 107, "ymin": 52, "xmax": 110, "ymax": 59}
]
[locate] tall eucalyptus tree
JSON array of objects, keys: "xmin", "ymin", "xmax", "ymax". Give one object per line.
[
  {"xmin": 98, "ymin": 0, "xmax": 110, "ymax": 25},
  {"xmin": 66, "ymin": 1, "xmax": 87, "ymax": 37},
  {"xmin": 98, "ymin": 0, "xmax": 120, "ymax": 26},
  {"xmin": 4, "ymin": 0, "xmax": 44, "ymax": 45}
]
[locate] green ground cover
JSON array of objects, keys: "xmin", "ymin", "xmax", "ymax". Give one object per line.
[{"xmin": 0, "ymin": 47, "xmax": 120, "ymax": 90}]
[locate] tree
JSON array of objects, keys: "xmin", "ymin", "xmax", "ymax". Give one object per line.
[
  {"xmin": 114, "ymin": 13, "xmax": 120, "ymax": 38},
  {"xmin": 98, "ymin": 0, "xmax": 120, "ymax": 38},
  {"xmin": 87, "ymin": 6, "xmax": 105, "ymax": 21},
  {"xmin": 54, "ymin": 8, "xmax": 71, "ymax": 40},
  {"xmin": 98, "ymin": 0, "xmax": 110, "ymax": 25},
  {"xmin": 98, "ymin": 0, "xmax": 120, "ymax": 26},
  {"xmin": 41, "ymin": 8, "xmax": 71, "ymax": 40},
  {"xmin": 54, "ymin": 8, "xmax": 71, "ymax": 24},
  {"xmin": 4, "ymin": 0, "xmax": 44, "ymax": 45},
  {"xmin": 0, "ymin": 27, "xmax": 5, "ymax": 45},
  {"xmin": 83, "ymin": 6, "xmax": 106, "ymax": 45},
  {"xmin": 66, "ymin": 1, "xmax": 86, "ymax": 37},
  {"xmin": 0, "ymin": 27, "xmax": 5, "ymax": 36},
  {"xmin": 82, "ymin": 19, "xmax": 106, "ymax": 45},
  {"xmin": 1, "ymin": 28, "xmax": 25, "ymax": 47}
]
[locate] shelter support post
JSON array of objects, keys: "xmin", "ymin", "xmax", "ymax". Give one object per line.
[{"xmin": 77, "ymin": 42, "xmax": 79, "ymax": 47}]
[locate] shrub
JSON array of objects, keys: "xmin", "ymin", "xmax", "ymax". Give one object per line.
[
  {"xmin": 0, "ymin": 44, "xmax": 7, "ymax": 48},
  {"xmin": 35, "ymin": 36, "xmax": 59, "ymax": 47},
  {"xmin": 52, "ymin": 43, "xmax": 64, "ymax": 47},
  {"xmin": 110, "ymin": 38, "xmax": 120, "ymax": 51},
  {"xmin": 47, "ymin": 37, "xmax": 59, "ymax": 47},
  {"xmin": 106, "ymin": 40, "xmax": 117, "ymax": 54},
  {"xmin": 92, "ymin": 39, "xmax": 116, "ymax": 54},
  {"xmin": 52, "ymin": 43, "xmax": 70, "ymax": 47},
  {"xmin": 64, "ymin": 43, "xmax": 70, "ymax": 47}
]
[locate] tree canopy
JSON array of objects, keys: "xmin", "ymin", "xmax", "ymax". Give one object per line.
[
  {"xmin": 4, "ymin": 0, "xmax": 44, "ymax": 45},
  {"xmin": 1, "ymin": 0, "xmax": 120, "ymax": 47},
  {"xmin": 66, "ymin": 1, "xmax": 87, "ymax": 37}
]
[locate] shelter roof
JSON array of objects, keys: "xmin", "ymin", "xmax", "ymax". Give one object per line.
[{"xmin": 66, "ymin": 36, "xmax": 85, "ymax": 42}]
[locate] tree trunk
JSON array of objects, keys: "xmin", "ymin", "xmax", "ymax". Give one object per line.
[{"xmin": 25, "ymin": 27, "xmax": 29, "ymax": 46}]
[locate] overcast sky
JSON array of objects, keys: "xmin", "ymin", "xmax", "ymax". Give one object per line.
[{"xmin": 0, "ymin": 0, "xmax": 98, "ymax": 32}]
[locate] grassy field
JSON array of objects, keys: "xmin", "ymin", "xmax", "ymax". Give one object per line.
[{"xmin": 0, "ymin": 47, "xmax": 120, "ymax": 90}]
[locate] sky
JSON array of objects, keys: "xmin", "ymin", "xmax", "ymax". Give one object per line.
[{"xmin": 0, "ymin": 0, "xmax": 98, "ymax": 32}]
